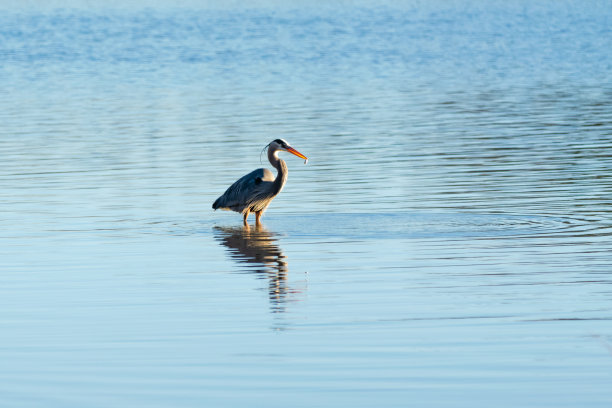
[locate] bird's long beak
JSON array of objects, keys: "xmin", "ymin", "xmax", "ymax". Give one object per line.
[{"xmin": 286, "ymin": 146, "xmax": 308, "ymax": 162}]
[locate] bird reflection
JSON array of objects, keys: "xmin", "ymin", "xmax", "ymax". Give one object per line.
[{"xmin": 213, "ymin": 225, "xmax": 296, "ymax": 313}]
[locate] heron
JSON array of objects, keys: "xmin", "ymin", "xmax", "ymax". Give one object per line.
[{"xmin": 212, "ymin": 139, "xmax": 308, "ymax": 226}]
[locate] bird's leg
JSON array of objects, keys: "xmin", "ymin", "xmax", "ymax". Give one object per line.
[
  {"xmin": 243, "ymin": 209, "xmax": 250, "ymax": 226},
  {"xmin": 255, "ymin": 210, "xmax": 263, "ymax": 226}
]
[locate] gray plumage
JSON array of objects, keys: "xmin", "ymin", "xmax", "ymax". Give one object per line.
[{"xmin": 212, "ymin": 139, "xmax": 308, "ymax": 225}]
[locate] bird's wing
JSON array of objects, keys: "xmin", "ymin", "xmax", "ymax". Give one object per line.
[{"xmin": 212, "ymin": 168, "xmax": 274, "ymax": 211}]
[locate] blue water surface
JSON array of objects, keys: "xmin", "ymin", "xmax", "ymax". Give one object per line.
[{"xmin": 1, "ymin": 1, "xmax": 612, "ymax": 407}]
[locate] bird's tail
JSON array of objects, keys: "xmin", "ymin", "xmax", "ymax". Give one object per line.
[{"xmin": 212, "ymin": 197, "xmax": 220, "ymax": 210}]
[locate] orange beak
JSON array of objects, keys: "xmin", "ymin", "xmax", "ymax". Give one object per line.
[{"xmin": 286, "ymin": 146, "xmax": 308, "ymax": 162}]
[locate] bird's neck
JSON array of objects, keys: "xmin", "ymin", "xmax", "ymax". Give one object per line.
[{"xmin": 269, "ymin": 149, "xmax": 288, "ymax": 196}]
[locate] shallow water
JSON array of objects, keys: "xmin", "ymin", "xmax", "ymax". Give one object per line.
[{"xmin": 1, "ymin": 1, "xmax": 612, "ymax": 407}]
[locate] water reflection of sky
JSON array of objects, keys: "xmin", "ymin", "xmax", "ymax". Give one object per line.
[{"xmin": 0, "ymin": 2, "xmax": 611, "ymax": 407}]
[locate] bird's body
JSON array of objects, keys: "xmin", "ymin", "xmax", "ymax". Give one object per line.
[{"xmin": 212, "ymin": 139, "xmax": 308, "ymax": 226}]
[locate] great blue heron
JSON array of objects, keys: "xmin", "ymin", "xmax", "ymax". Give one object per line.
[{"xmin": 212, "ymin": 139, "xmax": 308, "ymax": 226}]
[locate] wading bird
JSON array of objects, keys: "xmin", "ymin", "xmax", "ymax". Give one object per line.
[{"xmin": 212, "ymin": 139, "xmax": 308, "ymax": 226}]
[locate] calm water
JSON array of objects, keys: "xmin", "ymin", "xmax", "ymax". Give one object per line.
[{"xmin": 1, "ymin": 1, "xmax": 612, "ymax": 406}]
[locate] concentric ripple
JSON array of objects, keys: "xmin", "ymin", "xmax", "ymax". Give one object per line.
[{"xmin": 209, "ymin": 212, "xmax": 601, "ymax": 241}]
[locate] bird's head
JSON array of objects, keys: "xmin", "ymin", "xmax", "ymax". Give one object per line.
[{"xmin": 269, "ymin": 139, "xmax": 308, "ymax": 163}]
